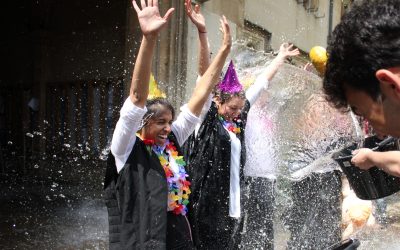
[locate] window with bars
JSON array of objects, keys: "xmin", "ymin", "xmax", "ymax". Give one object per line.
[{"xmin": 45, "ymin": 79, "xmax": 124, "ymax": 155}]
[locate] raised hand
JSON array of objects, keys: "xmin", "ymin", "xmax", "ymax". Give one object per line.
[
  {"xmin": 132, "ymin": 0, "xmax": 174, "ymax": 37},
  {"xmin": 257, "ymin": 42, "xmax": 299, "ymax": 82},
  {"xmin": 187, "ymin": 15, "xmax": 231, "ymax": 116},
  {"xmin": 278, "ymin": 43, "xmax": 300, "ymax": 58},
  {"xmin": 219, "ymin": 15, "xmax": 231, "ymax": 51},
  {"xmin": 185, "ymin": 0, "xmax": 206, "ymax": 33}
]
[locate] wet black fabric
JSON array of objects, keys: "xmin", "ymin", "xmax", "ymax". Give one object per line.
[
  {"xmin": 183, "ymin": 101, "xmax": 250, "ymax": 249},
  {"xmin": 104, "ymin": 133, "xmax": 194, "ymax": 250},
  {"xmin": 241, "ymin": 177, "xmax": 275, "ymax": 250},
  {"xmin": 283, "ymin": 171, "xmax": 342, "ymax": 250},
  {"xmin": 104, "ymin": 153, "xmax": 121, "ymax": 250},
  {"xmin": 166, "ymin": 213, "xmax": 194, "ymax": 250}
]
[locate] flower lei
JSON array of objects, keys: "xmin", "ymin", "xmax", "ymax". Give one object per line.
[
  {"xmin": 218, "ymin": 115, "xmax": 241, "ymax": 134},
  {"xmin": 142, "ymin": 138, "xmax": 191, "ymax": 216}
]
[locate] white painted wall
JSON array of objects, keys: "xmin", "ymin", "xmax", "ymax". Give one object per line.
[{"xmin": 244, "ymin": 0, "xmax": 342, "ymax": 52}]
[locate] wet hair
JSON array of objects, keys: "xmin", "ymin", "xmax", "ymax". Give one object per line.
[
  {"xmin": 140, "ymin": 98, "xmax": 175, "ymax": 129},
  {"xmin": 323, "ymin": 0, "xmax": 400, "ymax": 110},
  {"xmin": 214, "ymin": 89, "xmax": 246, "ymax": 104}
]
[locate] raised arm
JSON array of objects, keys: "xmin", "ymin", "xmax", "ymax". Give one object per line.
[
  {"xmin": 185, "ymin": 0, "xmax": 210, "ymax": 76},
  {"xmin": 111, "ymin": 0, "xmax": 174, "ymax": 171},
  {"xmin": 263, "ymin": 43, "xmax": 300, "ymax": 81},
  {"xmin": 187, "ymin": 16, "xmax": 231, "ymax": 116},
  {"xmin": 246, "ymin": 43, "xmax": 300, "ymax": 105},
  {"xmin": 130, "ymin": 0, "xmax": 174, "ymax": 107}
]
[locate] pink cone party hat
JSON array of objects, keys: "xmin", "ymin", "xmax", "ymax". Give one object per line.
[{"xmin": 217, "ymin": 60, "xmax": 243, "ymax": 93}]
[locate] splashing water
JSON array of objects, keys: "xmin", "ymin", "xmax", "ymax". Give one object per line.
[
  {"xmin": 231, "ymin": 42, "xmax": 357, "ymax": 180},
  {"xmin": 231, "ymin": 42, "xmax": 400, "ymax": 249}
]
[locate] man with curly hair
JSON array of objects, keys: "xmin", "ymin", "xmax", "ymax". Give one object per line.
[{"xmin": 323, "ymin": 0, "xmax": 400, "ymax": 177}]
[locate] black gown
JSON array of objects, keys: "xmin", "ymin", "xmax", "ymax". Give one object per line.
[
  {"xmin": 183, "ymin": 101, "xmax": 250, "ymax": 249},
  {"xmin": 104, "ymin": 133, "xmax": 194, "ymax": 250}
]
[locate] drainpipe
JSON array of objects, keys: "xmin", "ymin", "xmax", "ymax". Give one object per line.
[{"xmin": 328, "ymin": 0, "xmax": 334, "ymax": 38}]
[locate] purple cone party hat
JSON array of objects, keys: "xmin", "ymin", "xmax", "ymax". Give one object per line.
[{"xmin": 217, "ymin": 60, "xmax": 243, "ymax": 93}]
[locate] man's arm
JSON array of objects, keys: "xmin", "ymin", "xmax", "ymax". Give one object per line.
[{"xmin": 352, "ymin": 149, "xmax": 400, "ymax": 177}]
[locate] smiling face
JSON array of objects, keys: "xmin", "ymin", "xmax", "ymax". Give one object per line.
[
  {"xmin": 141, "ymin": 108, "xmax": 173, "ymax": 146},
  {"xmin": 344, "ymin": 68, "xmax": 400, "ymax": 137},
  {"xmin": 217, "ymin": 95, "xmax": 246, "ymax": 121}
]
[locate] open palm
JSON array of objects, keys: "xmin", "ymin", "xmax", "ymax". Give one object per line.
[
  {"xmin": 279, "ymin": 43, "xmax": 300, "ymax": 58},
  {"xmin": 219, "ymin": 15, "xmax": 231, "ymax": 49},
  {"xmin": 132, "ymin": 0, "xmax": 174, "ymax": 36},
  {"xmin": 185, "ymin": 0, "xmax": 206, "ymax": 33}
]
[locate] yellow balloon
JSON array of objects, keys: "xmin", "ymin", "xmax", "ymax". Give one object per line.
[{"xmin": 309, "ymin": 46, "xmax": 328, "ymax": 75}]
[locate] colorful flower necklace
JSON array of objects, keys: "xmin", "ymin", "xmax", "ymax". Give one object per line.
[
  {"xmin": 141, "ymin": 137, "xmax": 191, "ymax": 216},
  {"xmin": 218, "ymin": 115, "xmax": 241, "ymax": 134}
]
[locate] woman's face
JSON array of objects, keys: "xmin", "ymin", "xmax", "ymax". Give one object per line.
[
  {"xmin": 217, "ymin": 96, "xmax": 246, "ymax": 121},
  {"xmin": 141, "ymin": 109, "xmax": 173, "ymax": 146}
]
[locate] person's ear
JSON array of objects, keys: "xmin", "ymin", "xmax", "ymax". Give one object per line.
[{"xmin": 376, "ymin": 68, "xmax": 400, "ymax": 99}]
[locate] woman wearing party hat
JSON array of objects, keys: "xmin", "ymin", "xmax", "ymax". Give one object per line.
[
  {"xmin": 103, "ymin": 0, "xmax": 232, "ymax": 248},
  {"xmin": 184, "ymin": 43, "xmax": 299, "ymax": 249}
]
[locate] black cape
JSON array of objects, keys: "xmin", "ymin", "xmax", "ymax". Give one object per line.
[
  {"xmin": 104, "ymin": 133, "xmax": 193, "ymax": 250},
  {"xmin": 183, "ymin": 101, "xmax": 250, "ymax": 249}
]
